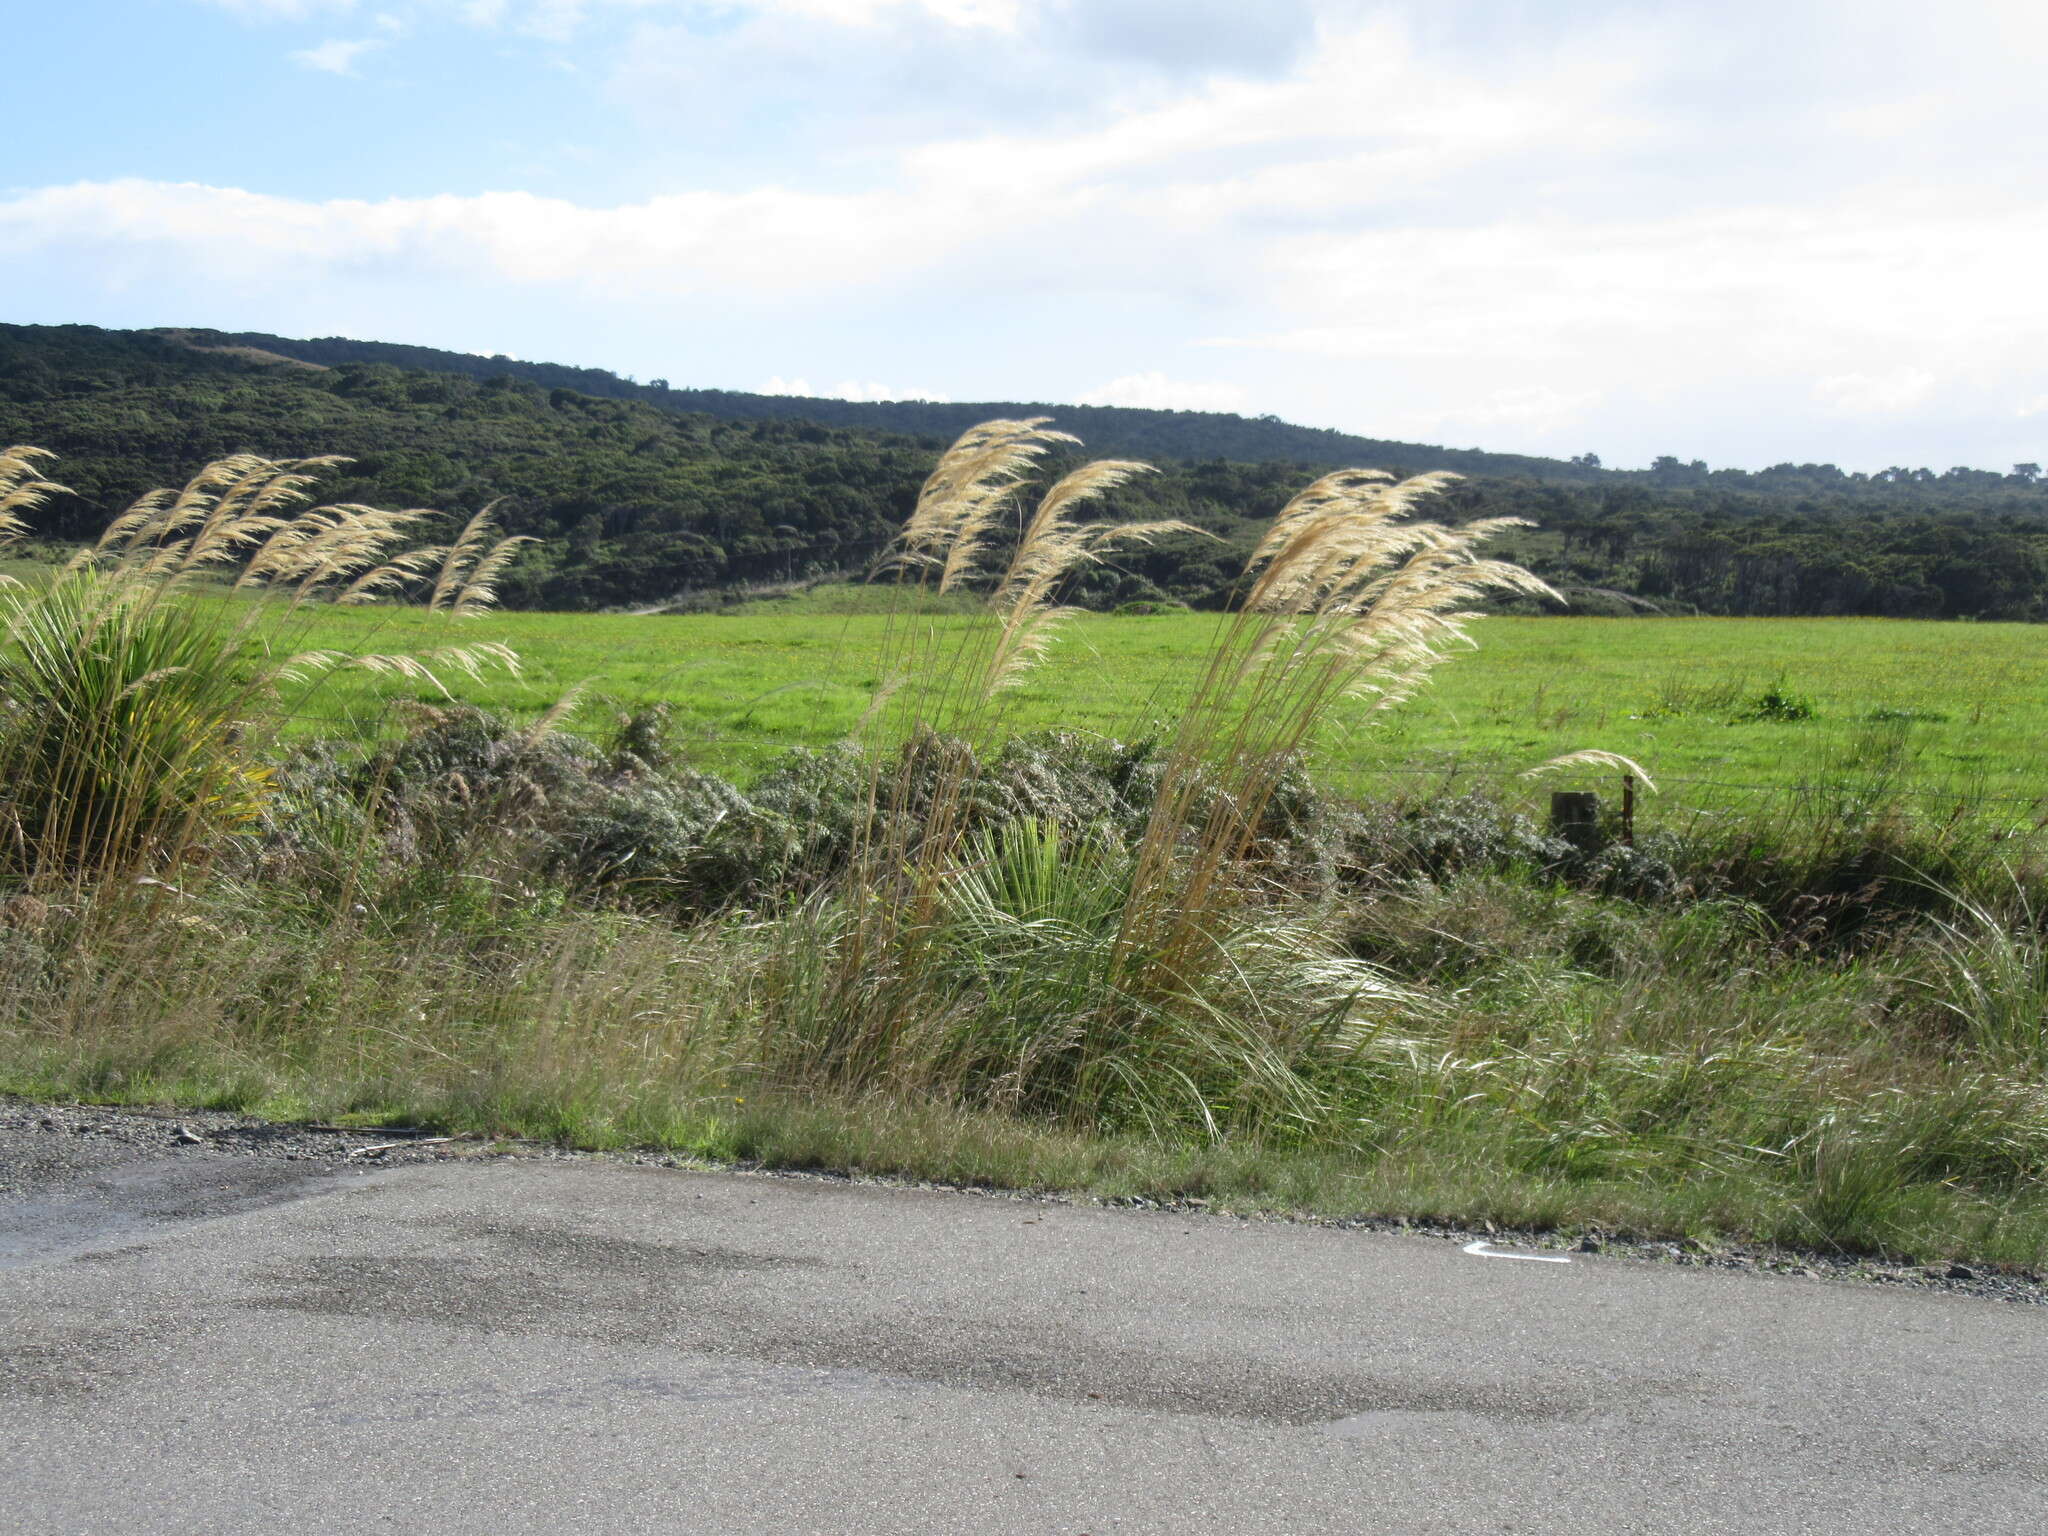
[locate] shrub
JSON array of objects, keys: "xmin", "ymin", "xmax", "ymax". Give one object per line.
[{"xmin": 1739, "ymin": 685, "xmax": 1816, "ymax": 722}]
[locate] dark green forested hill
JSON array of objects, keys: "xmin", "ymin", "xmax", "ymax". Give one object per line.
[
  {"xmin": 186, "ymin": 327, "xmax": 1593, "ymax": 482},
  {"xmin": 0, "ymin": 322, "xmax": 1236, "ymax": 609},
  {"xmin": 4, "ymin": 322, "xmax": 2048, "ymax": 618}
]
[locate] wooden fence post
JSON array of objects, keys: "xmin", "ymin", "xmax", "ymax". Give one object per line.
[{"xmin": 1549, "ymin": 790, "xmax": 1602, "ymax": 851}]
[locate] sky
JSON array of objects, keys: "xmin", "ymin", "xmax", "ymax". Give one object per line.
[{"xmin": 5, "ymin": 0, "xmax": 2045, "ymax": 472}]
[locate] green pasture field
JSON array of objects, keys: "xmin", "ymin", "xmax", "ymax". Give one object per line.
[{"xmin": 264, "ymin": 595, "xmax": 2048, "ymax": 819}]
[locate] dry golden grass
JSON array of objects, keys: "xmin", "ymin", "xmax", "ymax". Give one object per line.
[{"xmin": 886, "ymin": 417, "xmax": 1079, "ymax": 593}]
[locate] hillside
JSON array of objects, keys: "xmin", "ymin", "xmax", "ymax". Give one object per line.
[
  {"xmin": 183, "ymin": 327, "xmax": 1593, "ymax": 482},
  {"xmin": 3, "ymin": 322, "xmax": 2047, "ymax": 618}
]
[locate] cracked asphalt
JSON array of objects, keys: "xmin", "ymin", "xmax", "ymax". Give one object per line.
[{"xmin": 3, "ymin": 1101, "xmax": 2045, "ymax": 1533}]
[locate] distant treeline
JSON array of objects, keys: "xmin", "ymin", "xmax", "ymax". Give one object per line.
[
  {"xmin": 189, "ymin": 327, "xmax": 1589, "ymax": 482},
  {"xmin": 3, "ymin": 322, "xmax": 2046, "ymax": 618}
]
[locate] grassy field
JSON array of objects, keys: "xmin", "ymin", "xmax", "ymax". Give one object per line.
[{"xmin": 268, "ymin": 595, "xmax": 2048, "ymax": 818}]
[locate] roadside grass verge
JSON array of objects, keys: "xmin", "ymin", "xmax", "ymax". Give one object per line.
[{"xmin": 4, "ymin": 862, "xmax": 2046, "ymax": 1268}]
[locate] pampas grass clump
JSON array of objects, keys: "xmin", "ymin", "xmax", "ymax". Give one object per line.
[
  {"xmin": 784, "ymin": 421, "xmax": 1573, "ymax": 1136},
  {"xmin": 0, "ymin": 449, "xmax": 521, "ymax": 880}
]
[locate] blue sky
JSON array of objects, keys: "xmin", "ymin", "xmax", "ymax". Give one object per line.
[{"xmin": 6, "ymin": 0, "xmax": 2046, "ymax": 471}]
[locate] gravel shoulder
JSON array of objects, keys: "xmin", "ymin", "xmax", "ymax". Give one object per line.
[{"xmin": 5, "ymin": 1092, "xmax": 2042, "ymax": 1303}]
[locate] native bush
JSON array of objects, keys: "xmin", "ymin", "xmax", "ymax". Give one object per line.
[{"xmin": 1328, "ymin": 792, "xmax": 1682, "ymax": 905}]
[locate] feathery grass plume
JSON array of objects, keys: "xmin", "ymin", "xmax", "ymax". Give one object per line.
[
  {"xmin": 97, "ymin": 454, "xmax": 359, "ymax": 588},
  {"xmin": 1526, "ymin": 750, "xmax": 1658, "ymax": 794},
  {"xmin": 0, "ymin": 446, "xmax": 71, "ymax": 543},
  {"xmin": 878, "ymin": 418, "xmax": 1079, "ymax": 591},
  {"xmin": 422, "ymin": 500, "xmax": 533, "ymax": 615},
  {"xmin": 93, "ymin": 454, "xmax": 259, "ymax": 558},
  {"xmin": 1118, "ymin": 469, "xmax": 1561, "ymax": 981},
  {"xmin": 865, "ymin": 423, "xmax": 1204, "ymax": 914},
  {"xmin": 860, "ymin": 418, "xmax": 1184, "ymax": 774},
  {"xmin": 868, "ymin": 422, "xmax": 1199, "ymax": 730},
  {"xmin": 1211, "ymin": 471, "xmax": 1552, "ymax": 742},
  {"xmin": 275, "ymin": 643, "xmax": 521, "ymax": 696},
  {"xmin": 981, "ymin": 459, "xmax": 1199, "ymax": 696},
  {"xmin": 519, "ymin": 682, "xmax": 588, "ymax": 748},
  {"xmin": 88, "ymin": 455, "xmax": 520, "ymax": 614},
  {"xmin": 240, "ymin": 503, "xmax": 434, "ymax": 601},
  {"xmin": 452, "ymin": 532, "xmax": 538, "ymax": 617},
  {"xmin": 990, "ymin": 460, "xmax": 1186, "ymax": 605},
  {"xmin": 428, "ymin": 505, "xmax": 499, "ymax": 611},
  {"xmin": 334, "ymin": 545, "xmax": 450, "ymax": 606},
  {"xmin": 0, "ymin": 449, "xmax": 532, "ymax": 882}
]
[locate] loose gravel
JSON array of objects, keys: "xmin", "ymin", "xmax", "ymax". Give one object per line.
[{"xmin": 4, "ymin": 1093, "xmax": 2043, "ymax": 1304}]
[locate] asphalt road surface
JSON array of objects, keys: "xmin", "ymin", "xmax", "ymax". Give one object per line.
[{"xmin": 3, "ymin": 1120, "xmax": 2045, "ymax": 1533}]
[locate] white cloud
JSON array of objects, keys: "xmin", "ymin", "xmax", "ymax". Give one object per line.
[
  {"xmin": 205, "ymin": 0, "xmax": 357, "ymax": 17},
  {"xmin": 761, "ymin": 375, "xmax": 948, "ymax": 401},
  {"xmin": 901, "ymin": 13, "xmax": 1651, "ymax": 193},
  {"xmin": 1214, "ymin": 202, "xmax": 2048, "ymax": 383},
  {"xmin": 27, "ymin": 2, "xmax": 2048, "ymax": 468},
  {"xmin": 291, "ymin": 37, "xmax": 385, "ymax": 72},
  {"xmin": 1076, "ymin": 372, "xmax": 1248, "ymax": 412},
  {"xmin": 262, "ymin": 0, "xmax": 1012, "ymax": 45},
  {"xmin": 494, "ymin": 0, "xmax": 662, "ymax": 44},
  {"xmin": 1380, "ymin": 386, "xmax": 1604, "ymax": 442},
  {"xmin": 1814, "ymin": 368, "xmax": 1940, "ymax": 417},
  {"xmin": 750, "ymin": 0, "xmax": 1021, "ymax": 28},
  {"xmin": 0, "ymin": 179, "xmax": 974, "ymax": 296}
]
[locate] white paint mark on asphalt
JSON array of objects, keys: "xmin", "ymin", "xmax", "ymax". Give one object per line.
[{"xmin": 1461, "ymin": 1240, "xmax": 1571, "ymax": 1264}]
